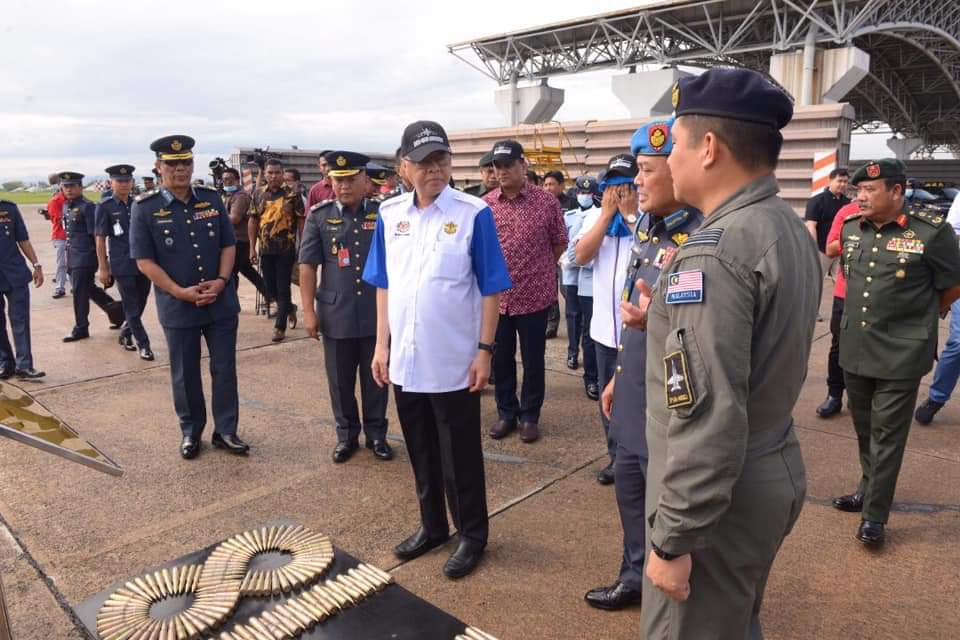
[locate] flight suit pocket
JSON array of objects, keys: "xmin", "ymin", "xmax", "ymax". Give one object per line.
[
  {"xmin": 316, "ymin": 289, "xmax": 338, "ymax": 305},
  {"xmin": 662, "ymin": 326, "xmax": 710, "ymax": 419}
]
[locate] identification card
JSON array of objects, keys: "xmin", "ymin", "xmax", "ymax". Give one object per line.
[
  {"xmin": 337, "ymin": 247, "xmax": 351, "ymax": 268},
  {"xmin": 113, "ymin": 221, "xmax": 124, "ymax": 236}
]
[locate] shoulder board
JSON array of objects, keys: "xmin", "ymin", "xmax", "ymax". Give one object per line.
[
  {"xmin": 194, "ymin": 184, "xmax": 217, "ymax": 192},
  {"xmin": 841, "ymin": 212, "xmax": 863, "ymax": 223},
  {"xmin": 681, "ymin": 227, "xmax": 723, "ymax": 248},
  {"xmin": 908, "ymin": 206, "xmax": 946, "ymax": 227},
  {"xmin": 310, "ymin": 199, "xmax": 334, "ymax": 213},
  {"xmin": 99, "ymin": 195, "xmax": 115, "ymax": 203},
  {"xmin": 663, "ymin": 209, "xmax": 690, "ymax": 231},
  {"xmin": 135, "ymin": 189, "xmax": 160, "ymax": 203},
  {"xmin": 0, "ymin": 199, "xmax": 13, "ymax": 206}
]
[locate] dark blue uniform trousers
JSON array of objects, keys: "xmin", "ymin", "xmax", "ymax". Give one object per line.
[
  {"xmin": 595, "ymin": 343, "xmax": 619, "ymax": 460},
  {"xmin": 614, "ymin": 443, "xmax": 647, "ymax": 590},
  {"xmin": 322, "ymin": 335, "xmax": 388, "ymax": 444},
  {"xmin": 116, "ymin": 274, "xmax": 151, "ymax": 347},
  {"xmin": 69, "ymin": 267, "xmax": 118, "ymax": 331},
  {"xmin": 163, "ymin": 315, "xmax": 239, "ymax": 438},
  {"xmin": 0, "ymin": 286, "xmax": 32, "ymax": 370}
]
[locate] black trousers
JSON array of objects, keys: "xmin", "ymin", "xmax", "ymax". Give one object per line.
[
  {"xmin": 494, "ymin": 307, "xmax": 549, "ymax": 423},
  {"xmin": 596, "ymin": 343, "xmax": 619, "ymax": 460},
  {"xmin": 394, "ymin": 386, "xmax": 488, "ymax": 546},
  {"xmin": 561, "ymin": 284, "xmax": 582, "ymax": 359},
  {"xmin": 69, "ymin": 267, "xmax": 119, "ymax": 330},
  {"xmin": 578, "ymin": 295, "xmax": 598, "ymax": 386},
  {"xmin": 260, "ymin": 250, "xmax": 296, "ymax": 330},
  {"xmin": 614, "ymin": 443, "xmax": 646, "ymax": 590},
  {"xmin": 322, "ymin": 335, "xmax": 388, "ymax": 443},
  {"xmin": 116, "ymin": 274, "xmax": 151, "ymax": 347},
  {"xmin": 827, "ymin": 296, "xmax": 845, "ymax": 397},
  {"xmin": 233, "ymin": 242, "xmax": 269, "ymax": 299},
  {"xmin": 162, "ymin": 315, "xmax": 239, "ymax": 439}
]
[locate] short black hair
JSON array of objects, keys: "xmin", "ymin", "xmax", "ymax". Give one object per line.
[
  {"xmin": 829, "ymin": 168, "xmax": 849, "ymax": 180},
  {"xmin": 543, "ymin": 171, "xmax": 565, "ymax": 185},
  {"xmin": 526, "ymin": 169, "xmax": 542, "ymax": 185},
  {"xmin": 264, "ymin": 158, "xmax": 284, "ymax": 169},
  {"xmin": 284, "ymin": 167, "xmax": 301, "ymax": 181},
  {"xmin": 681, "ymin": 115, "xmax": 783, "ymax": 171},
  {"xmin": 222, "ymin": 167, "xmax": 240, "ymax": 180}
]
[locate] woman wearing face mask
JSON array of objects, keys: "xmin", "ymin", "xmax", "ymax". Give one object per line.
[
  {"xmin": 221, "ymin": 167, "xmax": 269, "ymax": 302},
  {"xmin": 561, "ymin": 175, "xmax": 601, "ymax": 401}
]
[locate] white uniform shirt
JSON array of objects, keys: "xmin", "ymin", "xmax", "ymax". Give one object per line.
[
  {"xmin": 947, "ymin": 193, "xmax": 960, "ymax": 235},
  {"xmin": 575, "ymin": 207, "xmax": 634, "ymax": 348},
  {"xmin": 363, "ymin": 186, "xmax": 511, "ymax": 393}
]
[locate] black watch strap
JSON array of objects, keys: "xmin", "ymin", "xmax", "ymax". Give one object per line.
[
  {"xmin": 651, "ymin": 542, "xmax": 679, "ymax": 561},
  {"xmin": 478, "ymin": 342, "xmax": 496, "ymax": 354}
]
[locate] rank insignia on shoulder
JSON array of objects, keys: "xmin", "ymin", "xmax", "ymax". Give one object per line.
[
  {"xmin": 663, "ymin": 209, "xmax": 689, "ymax": 231},
  {"xmin": 193, "ymin": 201, "xmax": 211, "ymax": 209},
  {"xmin": 664, "ymin": 350, "xmax": 694, "ymax": 409},
  {"xmin": 443, "ymin": 222, "xmax": 458, "ymax": 234},
  {"xmin": 325, "ymin": 217, "xmax": 343, "ymax": 225},
  {"xmin": 681, "ymin": 228, "xmax": 722, "ymax": 248},
  {"xmin": 365, "ymin": 213, "xmax": 378, "ymax": 221},
  {"xmin": 135, "ymin": 189, "xmax": 159, "ymax": 202},
  {"xmin": 671, "ymin": 232, "xmax": 689, "ymax": 246},
  {"xmin": 310, "ymin": 201, "xmax": 328, "ymax": 212},
  {"xmin": 152, "ymin": 209, "xmax": 172, "ymax": 217},
  {"xmin": 665, "ymin": 270, "xmax": 704, "ymax": 304}
]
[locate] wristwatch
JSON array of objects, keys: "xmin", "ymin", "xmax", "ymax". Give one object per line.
[
  {"xmin": 216, "ymin": 275, "xmax": 230, "ymax": 283},
  {"xmin": 651, "ymin": 542, "xmax": 680, "ymax": 561},
  {"xmin": 478, "ymin": 342, "xmax": 496, "ymax": 354},
  {"xmin": 32, "ymin": 263, "xmax": 42, "ymax": 270}
]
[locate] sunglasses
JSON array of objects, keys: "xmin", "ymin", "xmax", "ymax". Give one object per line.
[{"xmin": 162, "ymin": 159, "xmax": 193, "ymax": 167}]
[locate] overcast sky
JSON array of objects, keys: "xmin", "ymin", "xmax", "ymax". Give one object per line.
[{"xmin": 0, "ymin": 0, "xmax": 888, "ymax": 183}]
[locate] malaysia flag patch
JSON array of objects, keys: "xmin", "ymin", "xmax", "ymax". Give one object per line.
[{"xmin": 665, "ymin": 270, "xmax": 704, "ymax": 304}]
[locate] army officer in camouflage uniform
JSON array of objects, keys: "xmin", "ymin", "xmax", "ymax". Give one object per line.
[
  {"xmin": 299, "ymin": 151, "xmax": 391, "ymax": 464},
  {"xmin": 584, "ymin": 117, "xmax": 702, "ymax": 611},
  {"xmin": 640, "ymin": 68, "xmax": 817, "ymax": 639},
  {"xmin": 833, "ymin": 158, "xmax": 960, "ymax": 545}
]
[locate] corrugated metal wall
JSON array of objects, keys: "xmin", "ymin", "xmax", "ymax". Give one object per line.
[{"xmin": 449, "ymin": 103, "xmax": 856, "ymax": 215}]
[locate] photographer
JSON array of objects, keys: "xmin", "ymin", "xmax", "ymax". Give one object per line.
[{"xmin": 220, "ymin": 168, "xmax": 269, "ymax": 304}]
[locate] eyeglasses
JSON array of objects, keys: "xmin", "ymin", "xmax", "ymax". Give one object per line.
[{"xmin": 162, "ymin": 159, "xmax": 193, "ymax": 167}]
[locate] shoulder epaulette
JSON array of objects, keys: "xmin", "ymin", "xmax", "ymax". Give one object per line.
[
  {"xmin": 135, "ymin": 189, "xmax": 160, "ymax": 203},
  {"xmin": 681, "ymin": 227, "xmax": 723, "ymax": 248},
  {"xmin": 194, "ymin": 184, "xmax": 217, "ymax": 192},
  {"xmin": 0, "ymin": 199, "xmax": 13, "ymax": 206},
  {"xmin": 908, "ymin": 206, "xmax": 947, "ymax": 227},
  {"xmin": 310, "ymin": 199, "xmax": 334, "ymax": 213},
  {"xmin": 663, "ymin": 209, "xmax": 690, "ymax": 231},
  {"xmin": 842, "ymin": 212, "xmax": 864, "ymax": 223}
]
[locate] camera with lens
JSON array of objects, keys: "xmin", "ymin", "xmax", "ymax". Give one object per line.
[
  {"xmin": 244, "ymin": 147, "xmax": 281, "ymax": 169},
  {"xmin": 208, "ymin": 157, "xmax": 230, "ymax": 189}
]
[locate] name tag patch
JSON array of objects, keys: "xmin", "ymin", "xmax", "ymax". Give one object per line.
[
  {"xmin": 664, "ymin": 350, "xmax": 695, "ymax": 409},
  {"xmin": 886, "ymin": 238, "xmax": 924, "ymax": 254},
  {"xmin": 665, "ymin": 270, "xmax": 704, "ymax": 304}
]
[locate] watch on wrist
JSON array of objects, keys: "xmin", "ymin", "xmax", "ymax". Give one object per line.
[
  {"xmin": 216, "ymin": 275, "xmax": 230, "ymax": 283},
  {"xmin": 478, "ymin": 342, "xmax": 496, "ymax": 354},
  {"xmin": 651, "ymin": 542, "xmax": 679, "ymax": 561},
  {"xmin": 32, "ymin": 263, "xmax": 42, "ymax": 270}
]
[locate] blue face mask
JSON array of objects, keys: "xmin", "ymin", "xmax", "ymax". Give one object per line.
[
  {"xmin": 223, "ymin": 185, "xmax": 239, "ymax": 193},
  {"xmin": 577, "ymin": 193, "xmax": 594, "ymax": 209}
]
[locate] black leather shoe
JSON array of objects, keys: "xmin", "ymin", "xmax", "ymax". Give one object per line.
[
  {"xmin": 566, "ymin": 354, "xmax": 579, "ymax": 370},
  {"xmin": 288, "ymin": 304, "xmax": 298, "ymax": 329},
  {"xmin": 366, "ymin": 439, "xmax": 394, "ymax": 460},
  {"xmin": 596, "ymin": 463, "xmax": 615, "ymax": 485},
  {"xmin": 856, "ymin": 520, "xmax": 885, "ymax": 546},
  {"xmin": 139, "ymin": 347, "xmax": 155, "ymax": 361},
  {"xmin": 52, "ymin": 290, "xmax": 65, "ymax": 299},
  {"xmin": 584, "ymin": 581, "xmax": 641, "ymax": 610},
  {"xmin": 15, "ymin": 368, "xmax": 45, "ymax": 380},
  {"xmin": 119, "ymin": 333, "xmax": 136, "ymax": 351},
  {"xmin": 545, "ymin": 326, "xmax": 558, "ymax": 340},
  {"xmin": 62, "ymin": 329, "xmax": 90, "ymax": 343},
  {"xmin": 915, "ymin": 398, "xmax": 944, "ymax": 425},
  {"xmin": 332, "ymin": 440, "xmax": 359, "ymax": 463},
  {"xmin": 489, "ymin": 417, "xmax": 517, "ymax": 439},
  {"xmin": 832, "ymin": 492, "xmax": 864, "ymax": 512},
  {"xmin": 0, "ymin": 368, "xmax": 14, "ymax": 380},
  {"xmin": 816, "ymin": 395, "xmax": 842, "ymax": 418},
  {"xmin": 585, "ymin": 383, "xmax": 600, "ymax": 401},
  {"xmin": 442, "ymin": 538, "xmax": 485, "ymax": 579},
  {"xmin": 180, "ymin": 436, "xmax": 199, "ymax": 459},
  {"xmin": 394, "ymin": 527, "xmax": 449, "ymax": 561},
  {"xmin": 212, "ymin": 433, "xmax": 250, "ymax": 455}
]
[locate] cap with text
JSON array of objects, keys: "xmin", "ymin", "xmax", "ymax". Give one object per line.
[
  {"xmin": 490, "ymin": 140, "xmax": 525, "ymax": 166},
  {"xmin": 400, "ymin": 121, "xmax": 451, "ymax": 162}
]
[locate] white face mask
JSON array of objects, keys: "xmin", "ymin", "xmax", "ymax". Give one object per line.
[
  {"xmin": 223, "ymin": 185, "xmax": 239, "ymax": 193},
  {"xmin": 577, "ymin": 193, "xmax": 594, "ymax": 209}
]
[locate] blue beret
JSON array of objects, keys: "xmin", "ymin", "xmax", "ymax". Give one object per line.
[
  {"xmin": 674, "ymin": 68, "xmax": 793, "ymax": 130},
  {"xmin": 631, "ymin": 118, "xmax": 675, "ymax": 156}
]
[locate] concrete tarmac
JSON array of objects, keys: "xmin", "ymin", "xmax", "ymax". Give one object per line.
[{"xmin": 0, "ymin": 206, "xmax": 957, "ymax": 639}]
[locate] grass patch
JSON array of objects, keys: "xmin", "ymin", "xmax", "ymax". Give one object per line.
[{"xmin": 0, "ymin": 191, "xmax": 102, "ymax": 205}]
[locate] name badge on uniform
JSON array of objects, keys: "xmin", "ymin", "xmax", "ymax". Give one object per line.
[
  {"xmin": 665, "ymin": 270, "xmax": 704, "ymax": 304},
  {"xmin": 886, "ymin": 237, "xmax": 924, "ymax": 254},
  {"xmin": 663, "ymin": 350, "xmax": 695, "ymax": 409},
  {"xmin": 338, "ymin": 247, "xmax": 351, "ymax": 268}
]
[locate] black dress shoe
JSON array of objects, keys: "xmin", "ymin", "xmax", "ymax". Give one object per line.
[
  {"xmin": 596, "ymin": 463, "xmax": 615, "ymax": 485},
  {"xmin": 62, "ymin": 329, "xmax": 90, "ymax": 343},
  {"xmin": 119, "ymin": 333, "xmax": 136, "ymax": 351},
  {"xmin": 139, "ymin": 347, "xmax": 155, "ymax": 361},
  {"xmin": 832, "ymin": 492, "xmax": 864, "ymax": 512},
  {"xmin": 545, "ymin": 327, "xmax": 558, "ymax": 339},
  {"xmin": 15, "ymin": 368, "xmax": 46, "ymax": 380},
  {"xmin": 394, "ymin": 527, "xmax": 449, "ymax": 561},
  {"xmin": 816, "ymin": 395, "xmax": 842, "ymax": 418},
  {"xmin": 585, "ymin": 383, "xmax": 600, "ymax": 401},
  {"xmin": 212, "ymin": 433, "xmax": 250, "ymax": 455},
  {"xmin": 366, "ymin": 439, "xmax": 394, "ymax": 460},
  {"xmin": 0, "ymin": 368, "xmax": 14, "ymax": 380},
  {"xmin": 442, "ymin": 538, "xmax": 485, "ymax": 579},
  {"xmin": 332, "ymin": 440, "xmax": 359, "ymax": 463},
  {"xmin": 288, "ymin": 304, "xmax": 298, "ymax": 329},
  {"xmin": 856, "ymin": 520, "xmax": 885, "ymax": 546},
  {"xmin": 181, "ymin": 436, "xmax": 200, "ymax": 459},
  {"xmin": 566, "ymin": 354, "xmax": 579, "ymax": 370},
  {"xmin": 584, "ymin": 581, "xmax": 641, "ymax": 610},
  {"xmin": 52, "ymin": 290, "xmax": 65, "ymax": 299},
  {"xmin": 488, "ymin": 417, "xmax": 517, "ymax": 439},
  {"xmin": 915, "ymin": 398, "xmax": 944, "ymax": 425}
]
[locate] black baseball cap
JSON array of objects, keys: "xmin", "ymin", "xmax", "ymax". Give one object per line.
[
  {"xmin": 491, "ymin": 140, "xmax": 524, "ymax": 166},
  {"xmin": 478, "ymin": 151, "xmax": 495, "ymax": 168},
  {"xmin": 400, "ymin": 121, "xmax": 451, "ymax": 162},
  {"xmin": 605, "ymin": 153, "xmax": 639, "ymax": 179}
]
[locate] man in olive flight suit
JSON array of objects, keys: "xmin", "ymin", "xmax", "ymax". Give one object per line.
[
  {"xmin": 833, "ymin": 158, "xmax": 960, "ymax": 545},
  {"xmin": 299, "ymin": 151, "xmax": 391, "ymax": 464},
  {"xmin": 639, "ymin": 68, "xmax": 817, "ymax": 639}
]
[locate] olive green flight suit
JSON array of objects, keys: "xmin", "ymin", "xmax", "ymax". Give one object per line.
[
  {"xmin": 839, "ymin": 205, "xmax": 960, "ymax": 523},
  {"xmin": 642, "ymin": 175, "xmax": 818, "ymax": 639}
]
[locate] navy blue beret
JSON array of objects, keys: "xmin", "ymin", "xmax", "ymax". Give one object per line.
[{"xmin": 674, "ymin": 68, "xmax": 793, "ymax": 130}]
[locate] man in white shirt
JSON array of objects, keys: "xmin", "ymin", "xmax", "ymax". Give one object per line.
[
  {"xmin": 574, "ymin": 154, "xmax": 639, "ymax": 485},
  {"xmin": 364, "ymin": 120, "xmax": 512, "ymax": 579}
]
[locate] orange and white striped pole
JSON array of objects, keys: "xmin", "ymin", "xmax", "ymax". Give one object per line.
[{"xmin": 811, "ymin": 150, "xmax": 837, "ymax": 196}]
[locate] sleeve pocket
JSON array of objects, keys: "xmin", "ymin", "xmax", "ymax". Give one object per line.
[{"xmin": 662, "ymin": 326, "xmax": 711, "ymax": 419}]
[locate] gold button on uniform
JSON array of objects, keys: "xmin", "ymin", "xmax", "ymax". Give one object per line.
[{"xmin": 616, "ymin": 365, "xmax": 622, "ymax": 373}]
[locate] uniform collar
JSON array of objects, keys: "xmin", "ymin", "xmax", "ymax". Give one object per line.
[
  {"xmin": 704, "ymin": 174, "xmax": 779, "ymax": 224},
  {"xmin": 160, "ymin": 186, "xmax": 200, "ymax": 205},
  {"xmin": 411, "ymin": 185, "xmax": 455, "ymax": 213},
  {"xmin": 335, "ymin": 199, "xmax": 366, "ymax": 216}
]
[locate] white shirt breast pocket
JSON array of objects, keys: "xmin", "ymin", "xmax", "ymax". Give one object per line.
[{"xmin": 430, "ymin": 244, "xmax": 469, "ymax": 282}]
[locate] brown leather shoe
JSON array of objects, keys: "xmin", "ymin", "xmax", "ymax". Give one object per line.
[
  {"xmin": 519, "ymin": 421, "xmax": 540, "ymax": 443},
  {"xmin": 488, "ymin": 417, "xmax": 516, "ymax": 439}
]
